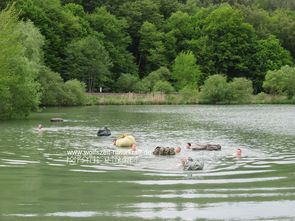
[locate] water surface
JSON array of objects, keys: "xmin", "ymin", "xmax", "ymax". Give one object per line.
[{"xmin": 0, "ymin": 105, "xmax": 295, "ymax": 220}]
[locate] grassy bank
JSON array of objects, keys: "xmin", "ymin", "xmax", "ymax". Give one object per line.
[
  {"xmin": 86, "ymin": 93, "xmax": 295, "ymax": 105},
  {"xmin": 87, "ymin": 93, "xmax": 195, "ymax": 105}
]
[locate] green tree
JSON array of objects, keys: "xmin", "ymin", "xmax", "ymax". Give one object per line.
[
  {"xmin": 140, "ymin": 67, "xmax": 172, "ymax": 91},
  {"xmin": 62, "ymin": 79, "xmax": 87, "ymax": 105},
  {"xmin": 87, "ymin": 7, "xmax": 137, "ymax": 77},
  {"xmin": 0, "ymin": 0, "xmax": 11, "ymax": 10},
  {"xmin": 153, "ymin": 81, "xmax": 175, "ymax": 93},
  {"xmin": 134, "ymin": 79, "xmax": 150, "ymax": 93},
  {"xmin": 166, "ymin": 11, "xmax": 197, "ymax": 53},
  {"xmin": 263, "ymin": 65, "xmax": 295, "ymax": 98},
  {"xmin": 187, "ymin": 0, "xmax": 255, "ymax": 7},
  {"xmin": 179, "ymin": 0, "xmax": 202, "ymax": 15},
  {"xmin": 199, "ymin": 75, "xmax": 230, "ymax": 103},
  {"xmin": 241, "ymin": 5, "xmax": 272, "ymax": 39},
  {"xmin": 172, "ymin": 51, "xmax": 201, "ymax": 90},
  {"xmin": 0, "ymin": 7, "xmax": 41, "ymax": 119},
  {"xmin": 63, "ymin": 3, "xmax": 92, "ymax": 34},
  {"xmin": 118, "ymin": 0, "xmax": 163, "ymax": 67},
  {"xmin": 251, "ymin": 36, "xmax": 293, "ymax": 91},
  {"xmin": 242, "ymin": 7, "xmax": 295, "ymax": 58},
  {"xmin": 61, "ymin": 0, "xmax": 130, "ymax": 13},
  {"xmin": 179, "ymin": 85, "xmax": 199, "ymax": 103},
  {"xmin": 162, "ymin": 31, "xmax": 177, "ymax": 66},
  {"xmin": 118, "ymin": 0, "xmax": 163, "ymax": 38},
  {"xmin": 159, "ymin": 0, "xmax": 180, "ymax": 19},
  {"xmin": 38, "ymin": 67, "xmax": 66, "ymax": 106},
  {"xmin": 62, "ymin": 0, "xmax": 100, "ymax": 12},
  {"xmin": 196, "ymin": 4, "xmax": 257, "ymax": 80},
  {"xmin": 228, "ymin": 77, "xmax": 253, "ymax": 103},
  {"xmin": 16, "ymin": 0, "xmax": 89, "ymax": 73},
  {"xmin": 150, "ymin": 67, "xmax": 172, "ymax": 81},
  {"xmin": 63, "ymin": 36, "xmax": 112, "ymax": 92},
  {"xmin": 18, "ymin": 20, "xmax": 45, "ymax": 65},
  {"xmin": 115, "ymin": 73, "xmax": 139, "ymax": 92},
  {"xmin": 139, "ymin": 22, "xmax": 167, "ymax": 74},
  {"xmin": 270, "ymin": 9, "xmax": 295, "ymax": 57},
  {"xmin": 256, "ymin": 0, "xmax": 295, "ymax": 11},
  {"xmin": 38, "ymin": 66, "xmax": 87, "ymax": 106}
]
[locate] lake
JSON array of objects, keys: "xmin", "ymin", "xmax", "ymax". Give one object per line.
[{"xmin": 0, "ymin": 105, "xmax": 295, "ymax": 220}]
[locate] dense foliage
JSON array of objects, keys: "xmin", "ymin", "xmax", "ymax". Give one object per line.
[
  {"xmin": 199, "ymin": 75, "xmax": 253, "ymax": 104},
  {"xmin": 263, "ymin": 65, "xmax": 295, "ymax": 99},
  {"xmin": 1, "ymin": 0, "xmax": 295, "ymax": 118},
  {"xmin": 0, "ymin": 5, "xmax": 87, "ymax": 119},
  {"xmin": 0, "ymin": 8, "xmax": 41, "ymax": 119}
]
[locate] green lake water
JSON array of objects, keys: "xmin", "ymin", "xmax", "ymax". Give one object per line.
[{"xmin": 0, "ymin": 105, "xmax": 295, "ymax": 220}]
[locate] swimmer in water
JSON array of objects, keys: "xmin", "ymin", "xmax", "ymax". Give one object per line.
[
  {"xmin": 181, "ymin": 157, "xmax": 204, "ymax": 170},
  {"xmin": 112, "ymin": 138, "xmax": 117, "ymax": 146},
  {"xmin": 236, "ymin": 148, "xmax": 242, "ymax": 158},
  {"xmin": 131, "ymin": 143, "xmax": 137, "ymax": 152}
]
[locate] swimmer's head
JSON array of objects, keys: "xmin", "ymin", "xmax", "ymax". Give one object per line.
[
  {"xmin": 175, "ymin": 147, "xmax": 181, "ymax": 153},
  {"xmin": 131, "ymin": 143, "xmax": 137, "ymax": 151},
  {"xmin": 181, "ymin": 157, "xmax": 188, "ymax": 165},
  {"xmin": 186, "ymin": 143, "xmax": 191, "ymax": 149},
  {"xmin": 112, "ymin": 138, "xmax": 117, "ymax": 145},
  {"xmin": 236, "ymin": 148, "xmax": 242, "ymax": 156}
]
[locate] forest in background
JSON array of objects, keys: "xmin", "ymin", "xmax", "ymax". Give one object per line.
[{"xmin": 1, "ymin": 0, "xmax": 295, "ymax": 119}]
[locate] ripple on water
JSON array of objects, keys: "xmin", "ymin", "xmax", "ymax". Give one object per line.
[
  {"xmin": 139, "ymin": 192, "xmax": 295, "ymax": 199},
  {"xmin": 118, "ymin": 200, "xmax": 295, "ymax": 220},
  {"xmin": 1, "ymin": 158, "xmax": 40, "ymax": 165},
  {"xmin": 1, "ymin": 105, "xmax": 295, "ymax": 221},
  {"xmin": 118, "ymin": 176, "xmax": 287, "ymax": 185},
  {"xmin": 8, "ymin": 200, "xmax": 294, "ymax": 220}
]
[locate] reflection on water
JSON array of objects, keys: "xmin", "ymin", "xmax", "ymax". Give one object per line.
[
  {"xmin": 120, "ymin": 201, "xmax": 295, "ymax": 220},
  {"xmin": 0, "ymin": 105, "xmax": 295, "ymax": 220},
  {"xmin": 4, "ymin": 201, "xmax": 295, "ymax": 220}
]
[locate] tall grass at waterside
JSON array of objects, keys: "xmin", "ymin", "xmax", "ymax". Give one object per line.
[
  {"xmin": 88, "ymin": 93, "xmax": 199, "ymax": 105},
  {"xmin": 87, "ymin": 92, "xmax": 295, "ymax": 105}
]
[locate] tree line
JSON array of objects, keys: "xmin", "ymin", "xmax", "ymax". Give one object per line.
[{"xmin": 0, "ymin": 0, "xmax": 295, "ymax": 118}]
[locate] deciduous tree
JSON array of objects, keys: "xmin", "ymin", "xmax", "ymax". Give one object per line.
[
  {"xmin": 64, "ymin": 36, "xmax": 112, "ymax": 92},
  {"xmin": 172, "ymin": 51, "xmax": 201, "ymax": 90}
]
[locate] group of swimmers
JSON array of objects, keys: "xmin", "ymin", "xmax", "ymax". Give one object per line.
[
  {"xmin": 126, "ymin": 141, "xmax": 242, "ymax": 171},
  {"xmin": 38, "ymin": 124, "xmax": 242, "ymax": 170},
  {"xmin": 151, "ymin": 143, "xmax": 229, "ymax": 170}
]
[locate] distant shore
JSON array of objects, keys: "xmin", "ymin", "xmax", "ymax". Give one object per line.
[{"xmin": 86, "ymin": 92, "xmax": 295, "ymax": 105}]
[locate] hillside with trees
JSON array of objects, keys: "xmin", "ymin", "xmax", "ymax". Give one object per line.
[{"xmin": 1, "ymin": 0, "xmax": 295, "ymax": 118}]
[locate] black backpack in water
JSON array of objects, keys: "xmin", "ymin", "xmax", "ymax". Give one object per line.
[{"xmin": 97, "ymin": 127, "xmax": 111, "ymax": 136}]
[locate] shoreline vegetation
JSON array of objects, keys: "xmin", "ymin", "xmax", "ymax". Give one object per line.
[
  {"xmin": 1, "ymin": 1, "xmax": 295, "ymax": 119},
  {"xmin": 86, "ymin": 93, "xmax": 295, "ymax": 105}
]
